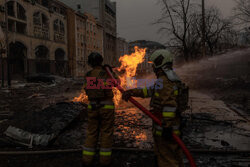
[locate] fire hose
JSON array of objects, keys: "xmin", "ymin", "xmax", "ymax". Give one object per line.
[{"xmin": 104, "ymin": 66, "xmax": 197, "ymax": 167}]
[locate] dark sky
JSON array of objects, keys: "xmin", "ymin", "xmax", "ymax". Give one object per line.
[{"xmin": 114, "ymin": 0, "xmax": 236, "ymax": 44}]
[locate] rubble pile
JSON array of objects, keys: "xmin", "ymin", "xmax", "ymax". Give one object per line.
[
  {"xmin": 0, "ymin": 77, "xmax": 84, "ymax": 148},
  {"xmin": 2, "ymin": 102, "xmax": 86, "ymax": 147}
]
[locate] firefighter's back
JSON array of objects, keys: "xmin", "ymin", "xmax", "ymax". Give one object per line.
[{"xmin": 83, "ymin": 53, "xmax": 115, "ymax": 167}]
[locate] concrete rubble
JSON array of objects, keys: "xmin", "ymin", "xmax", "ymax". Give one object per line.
[{"xmin": 2, "ymin": 102, "xmax": 86, "ymax": 147}]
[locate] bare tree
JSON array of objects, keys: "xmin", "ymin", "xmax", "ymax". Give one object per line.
[
  {"xmin": 233, "ymin": 0, "xmax": 250, "ymax": 24},
  {"xmin": 156, "ymin": 1, "xmax": 235, "ymax": 60},
  {"xmin": 189, "ymin": 7, "xmax": 232, "ymax": 56},
  {"xmin": 156, "ymin": 0, "xmax": 194, "ymax": 61},
  {"xmin": 204, "ymin": 8, "xmax": 231, "ymax": 55}
]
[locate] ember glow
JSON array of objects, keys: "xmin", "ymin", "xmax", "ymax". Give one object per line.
[{"xmin": 73, "ymin": 46, "xmax": 147, "ymax": 106}]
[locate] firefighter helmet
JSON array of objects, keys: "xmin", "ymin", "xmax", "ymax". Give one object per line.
[
  {"xmin": 149, "ymin": 49, "xmax": 173, "ymax": 68},
  {"xmin": 88, "ymin": 52, "xmax": 103, "ymax": 67}
]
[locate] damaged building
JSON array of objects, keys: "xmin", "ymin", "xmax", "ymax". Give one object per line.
[
  {"xmin": 66, "ymin": 11, "xmax": 104, "ymax": 78},
  {"xmin": 116, "ymin": 37, "xmax": 129, "ymax": 66},
  {"xmin": 0, "ymin": 0, "xmax": 69, "ymax": 80},
  {"xmin": 59, "ymin": 0, "xmax": 117, "ymax": 66}
]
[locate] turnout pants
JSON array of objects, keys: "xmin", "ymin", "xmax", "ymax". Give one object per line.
[
  {"xmin": 153, "ymin": 115, "xmax": 184, "ymax": 167},
  {"xmin": 154, "ymin": 135, "xmax": 184, "ymax": 167},
  {"xmin": 83, "ymin": 105, "xmax": 115, "ymax": 166}
]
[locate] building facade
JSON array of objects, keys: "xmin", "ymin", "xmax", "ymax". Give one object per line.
[
  {"xmin": 85, "ymin": 13, "xmax": 103, "ymax": 58},
  {"xmin": 75, "ymin": 12, "xmax": 87, "ymax": 77},
  {"xmin": 67, "ymin": 11, "xmax": 104, "ymax": 78},
  {"xmin": 116, "ymin": 37, "xmax": 128, "ymax": 66},
  {"xmin": 59, "ymin": 0, "xmax": 117, "ymax": 66},
  {"xmin": 59, "ymin": 0, "xmax": 105, "ymax": 25},
  {"xmin": 103, "ymin": 0, "xmax": 117, "ymax": 65},
  {"xmin": 66, "ymin": 7, "xmax": 76, "ymax": 78},
  {"xmin": 0, "ymin": 0, "xmax": 69, "ymax": 80}
]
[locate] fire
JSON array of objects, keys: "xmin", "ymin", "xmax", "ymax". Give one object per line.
[
  {"xmin": 113, "ymin": 46, "xmax": 147, "ymax": 106},
  {"xmin": 73, "ymin": 46, "xmax": 147, "ymax": 106},
  {"xmin": 73, "ymin": 90, "xmax": 89, "ymax": 104}
]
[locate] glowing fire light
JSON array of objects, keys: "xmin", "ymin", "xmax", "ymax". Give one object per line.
[
  {"xmin": 113, "ymin": 46, "xmax": 147, "ymax": 105},
  {"xmin": 73, "ymin": 90, "xmax": 89, "ymax": 104},
  {"xmin": 73, "ymin": 46, "xmax": 147, "ymax": 106}
]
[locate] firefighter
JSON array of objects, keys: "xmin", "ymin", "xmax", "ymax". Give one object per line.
[
  {"xmin": 122, "ymin": 49, "xmax": 188, "ymax": 167},
  {"xmin": 83, "ymin": 52, "xmax": 116, "ymax": 167}
]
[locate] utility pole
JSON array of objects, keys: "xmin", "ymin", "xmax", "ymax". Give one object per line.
[
  {"xmin": 202, "ymin": 0, "xmax": 206, "ymax": 57},
  {"xmin": 5, "ymin": 0, "xmax": 11, "ymax": 86}
]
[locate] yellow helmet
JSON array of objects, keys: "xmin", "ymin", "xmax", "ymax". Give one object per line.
[{"xmin": 149, "ymin": 49, "xmax": 173, "ymax": 68}]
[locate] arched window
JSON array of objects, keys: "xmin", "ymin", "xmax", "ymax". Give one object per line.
[
  {"xmin": 60, "ymin": 21, "xmax": 65, "ymax": 33},
  {"xmin": 33, "ymin": 12, "xmax": 49, "ymax": 39},
  {"xmin": 33, "ymin": 12, "xmax": 49, "ymax": 28},
  {"xmin": 7, "ymin": 1, "xmax": 15, "ymax": 17},
  {"xmin": 33, "ymin": 12, "xmax": 41, "ymax": 25},
  {"xmin": 54, "ymin": 19, "xmax": 65, "ymax": 34},
  {"xmin": 7, "ymin": 1, "xmax": 26, "ymax": 20},
  {"xmin": 42, "ymin": 14, "xmax": 49, "ymax": 28},
  {"xmin": 53, "ymin": 19, "xmax": 59, "ymax": 32},
  {"xmin": 54, "ymin": 19, "xmax": 65, "ymax": 42},
  {"xmin": 17, "ymin": 3, "xmax": 26, "ymax": 20},
  {"xmin": 6, "ymin": 1, "xmax": 27, "ymax": 34}
]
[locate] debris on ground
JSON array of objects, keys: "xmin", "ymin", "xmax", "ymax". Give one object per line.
[
  {"xmin": 2, "ymin": 102, "xmax": 86, "ymax": 147},
  {"xmin": 0, "ymin": 49, "xmax": 250, "ymax": 166}
]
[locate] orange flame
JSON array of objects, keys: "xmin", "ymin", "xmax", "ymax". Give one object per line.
[
  {"xmin": 113, "ymin": 46, "xmax": 147, "ymax": 106},
  {"xmin": 73, "ymin": 46, "xmax": 147, "ymax": 106},
  {"xmin": 73, "ymin": 90, "xmax": 89, "ymax": 104}
]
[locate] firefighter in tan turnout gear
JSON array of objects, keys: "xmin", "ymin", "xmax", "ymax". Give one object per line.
[
  {"xmin": 122, "ymin": 49, "xmax": 189, "ymax": 167},
  {"xmin": 83, "ymin": 52, "xmax": 116, "ymax": 167}
]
